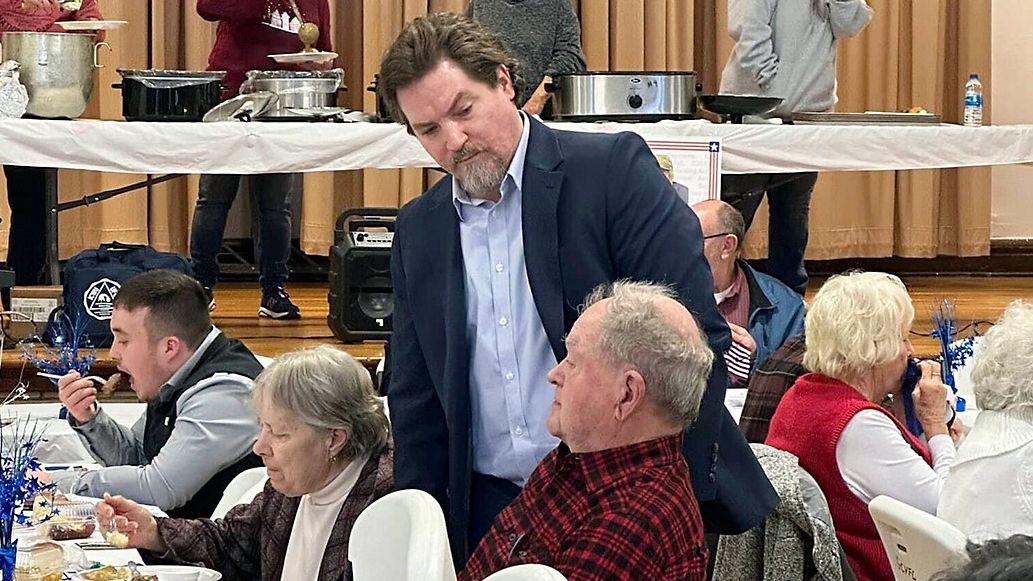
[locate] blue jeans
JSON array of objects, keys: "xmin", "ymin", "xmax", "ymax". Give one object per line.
[
  {"xmin": 190, "ymin": 173, "xmax": 293, "ymax": 293},
  {"xmin": 721, "ymin": 172, "xmax": 817, "ymax": 295}
]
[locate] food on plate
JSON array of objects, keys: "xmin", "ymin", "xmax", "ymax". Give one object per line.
[
  {"xmin": 78, "ymin": 566, "xmax": 131, "ymax": 581},
  {"xmin": 904, "ymin": 106, "xmax": 929, "ymax": 114},
  {"xmin": 105, "ymin": 530, "xmax": 130, "ymax": 548},
  {"xmin": 14, "ymin": 541, "xmax": 64, "ymax": 581},
  {"xmin": 31, "ymin": 492, "xmax": 68, "ymax": 523},
  {"xmin": 38, "ymin": 517, "xmax": 96, "ymax": 540}
]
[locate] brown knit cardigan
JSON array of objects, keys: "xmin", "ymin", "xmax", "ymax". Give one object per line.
[{"xmin": 155, "ymin": 443, "xmax": 394, "ymax": 581}]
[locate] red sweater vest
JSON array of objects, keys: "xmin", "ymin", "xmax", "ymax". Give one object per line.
[{"xmin": 766, "ymin": 373, "xmax": 932, "ymax": 581}]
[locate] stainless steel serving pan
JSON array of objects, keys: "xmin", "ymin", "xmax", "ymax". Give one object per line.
[{"xmin": 547, "ymin": 71, "xmax": 701, "ymax": 122}]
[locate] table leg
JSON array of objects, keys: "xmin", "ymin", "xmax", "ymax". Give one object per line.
[{"xmin": 43, "ymin": 168, "xmax": 59, "ymax": 285}]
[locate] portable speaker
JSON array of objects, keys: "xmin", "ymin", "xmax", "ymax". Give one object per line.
[{"xmin": 328, "ymin": 208, "xmax": 397, "ymax": 342}]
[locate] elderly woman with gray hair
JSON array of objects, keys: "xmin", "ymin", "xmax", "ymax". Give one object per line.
[
  {"xmin": 766, "ymin": 271, "xmax": 956, "ymax": 581},
  {"xmin": 938, "ymin": 300, "xmax": 1033, "ymax": 541},
  {"xmin": 97, "ymin": 346, "xmax": 393, "ymax": 581}
]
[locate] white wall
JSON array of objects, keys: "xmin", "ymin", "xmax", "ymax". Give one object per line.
[{"xmin": 991, "ymin": 0, "xmax": 1033, "ymax": 239}]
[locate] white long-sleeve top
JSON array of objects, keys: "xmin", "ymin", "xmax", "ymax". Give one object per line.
[{"xmin": 836, "ymin": 409, "xmax": 956, "ymax": 514}]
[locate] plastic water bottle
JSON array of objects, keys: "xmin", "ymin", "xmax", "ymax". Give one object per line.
[{"xmin": 963, "ymin": 73, "xmax": 983, "ymax": 127}]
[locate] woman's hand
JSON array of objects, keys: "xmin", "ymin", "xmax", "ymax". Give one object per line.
[
  {"xmin": 96, "ymin": 493, "xmax": 167, "ymax": 553},
  {"xmin": 913, "ymin": 360, "xmax": 948, "ymax": 438}
]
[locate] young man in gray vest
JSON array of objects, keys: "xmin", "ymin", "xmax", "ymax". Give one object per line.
[{"xmin": 55, "ymin": 269, "xmax": 263, "ymax": 518}]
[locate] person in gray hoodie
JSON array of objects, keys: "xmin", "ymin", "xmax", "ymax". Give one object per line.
[{"xmin": 718, "ymin": 0, "xmax": 873, "ymax": 295}]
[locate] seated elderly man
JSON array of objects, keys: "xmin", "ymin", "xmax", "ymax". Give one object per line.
[
  {"xmin": 460, "ymin": 281, "xmax": 713, "ymax": 581},
  {"xmin": 692, "ymin": 199, "xmax": 804, "ymax": 385},
  {"xmin": 55, "ymin": 269, "xmax": 263, "ymax": 518},
  {"xmin": 98, "ymin": 346, "xmax": 393, "ymax": 580},
  {"xmin": 939, "ymin": 300, "xmax": 1033, "ymax": 541}
]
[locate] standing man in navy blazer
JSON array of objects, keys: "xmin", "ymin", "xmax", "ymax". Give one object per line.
[{"xmin": 378, "ymin": 12, "xmax": 777, "ymax": 564}]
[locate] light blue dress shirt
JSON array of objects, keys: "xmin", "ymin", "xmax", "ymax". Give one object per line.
[{"xmin": 452, "ymin": 113, "xmax": 560, "ymax": 485}]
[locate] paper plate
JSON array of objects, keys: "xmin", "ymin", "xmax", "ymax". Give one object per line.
[
  {"xmin": 268, "ymin": 51, "xmax": 338, "ymax": 64},
  {"xmin": 57, "ymin": 20, "xmax": 128, "ymax": 31}
]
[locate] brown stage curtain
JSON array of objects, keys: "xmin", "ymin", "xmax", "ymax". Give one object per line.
[{"xmin": 0, "ymin": 0, "xmax": 989, "ymax": 261}]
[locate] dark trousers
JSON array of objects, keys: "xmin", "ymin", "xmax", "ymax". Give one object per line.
[
  {"xmin": 721, "ymin": 172, "xmax": 817, "ymax": 295},
  {"xmin": 190, "ymin": 173, "xmax": 293, "ymax": 293},
  {"xmin": 2, "ymin": 165, "xmax": 47, "ymax": 286},
  {"xmin": 468, "ymin": 472, "xmax": 522, "ymax": 557}
]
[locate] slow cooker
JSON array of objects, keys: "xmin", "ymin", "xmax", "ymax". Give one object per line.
[{"xmin": 547, "ymin": 71, "xmax": 701, "ymax": 122}]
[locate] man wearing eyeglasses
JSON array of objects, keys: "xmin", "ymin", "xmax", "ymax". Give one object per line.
[{"xmin": 693, "ymin": 200, "xmax": 804, "ymax": 386}]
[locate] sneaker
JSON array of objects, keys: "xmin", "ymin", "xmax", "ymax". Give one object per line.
[
  {"xmin": 259, "ymin": 288, "xmax": 301, "ymax": 320},
  {"xmin": 202, "ymin": 286, "xmax": 216, "ymax": 312}
]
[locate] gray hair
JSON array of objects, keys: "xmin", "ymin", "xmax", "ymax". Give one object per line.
[
  {"xmin": 581, "ymin": 280, "xmax": 714, "ymax": 426},
  {"xmin": 803, "ymin": 271, "xmax": 915, "ymax": 380},
  {"xmin": 712, "ymin": 201, "xmax": 746, "ymax": 256},
  {"xmin": 970, "ymin": 300, "xmax": 1033, "ymax": 411},
  {"xmin": 252, "ymin": 346, "xmax": 390, "ymax": 460}
]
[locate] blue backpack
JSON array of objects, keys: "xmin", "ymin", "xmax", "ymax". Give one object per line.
[{"xmin": 55, "ymin": 242, "xmax": 193, "ymax": 347}]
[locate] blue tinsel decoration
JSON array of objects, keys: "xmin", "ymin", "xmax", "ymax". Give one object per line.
[
  {"xmin": 930, "ymin": 298, "xmax": 976, "ymax": 412},
  {"xmin": 21, "ymin": 309, "xmax": 96, "ymax": 379},
  {"xmin": 0, "ymin": 404, "xmax": 56, "ymax": 549}
]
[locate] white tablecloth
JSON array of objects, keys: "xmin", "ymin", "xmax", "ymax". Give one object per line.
[
  {"xmin": 2, "ymin": 117, "xmax": 1032, "ymax": 175},
  {"xmin": 5, "ymin": 403, "xmax": 145, "ymax": 465}
]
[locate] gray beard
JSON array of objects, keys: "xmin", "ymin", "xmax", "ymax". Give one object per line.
[{"xmin": 454, "ymin": 153, "xmax": 508, "ymax": 200}]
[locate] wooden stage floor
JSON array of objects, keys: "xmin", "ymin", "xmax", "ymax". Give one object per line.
[{"xmin": 6, "ymin": 275, "xmax": 1033, "ymax": 398}]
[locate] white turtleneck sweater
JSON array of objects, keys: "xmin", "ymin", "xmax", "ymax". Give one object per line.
[{"xmin": 280, "ymin": 454, "xmax": 369, "ymax": 581}]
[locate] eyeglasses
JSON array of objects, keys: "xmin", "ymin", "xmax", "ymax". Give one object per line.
[{"xmin": 702, "ymin": 232, "xmax": 733, "ymax": 240}]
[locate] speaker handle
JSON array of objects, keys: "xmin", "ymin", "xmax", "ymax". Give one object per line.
[{"xmin": 334, "ymin": 207, "xmax": 399, "ymax": 243}]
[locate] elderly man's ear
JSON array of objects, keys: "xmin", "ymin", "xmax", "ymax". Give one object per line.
[
  {"xmin": 719, "ymin": 235, "xmax": 739, "ymax": 260},
  {"xmin": 614, "ymin": 370, "xmax": 647, "ymax": 422}
]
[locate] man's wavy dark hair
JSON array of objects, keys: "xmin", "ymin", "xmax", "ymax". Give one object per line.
[{"xmin": 377, "ymin": 12, "xmax": 525, "ymax": 129}]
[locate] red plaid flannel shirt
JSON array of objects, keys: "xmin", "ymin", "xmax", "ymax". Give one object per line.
[{"xmin": 460, "ymin": 434, "xmax": 708, "ymax": 581}]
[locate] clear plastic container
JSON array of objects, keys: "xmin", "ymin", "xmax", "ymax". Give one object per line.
[
  {"xmin": 37, "ymin": 516, "xmax": 96, "ymax": 541},
  {"xmin": 13, "ymin": 541, "xmax": 63, "ymax": 581}
]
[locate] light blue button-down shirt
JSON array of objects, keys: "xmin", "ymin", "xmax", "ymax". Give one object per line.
[{"xmin": 452, "ymin": 113, "xmax": 560, "ymax": 485}]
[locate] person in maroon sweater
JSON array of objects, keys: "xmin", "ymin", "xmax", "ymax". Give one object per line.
[
  {"xmin": 191, "ymin": 0, "xmax": 333, "ymax": 319},
  {"xmin": 766, "ymin": 272, "xmax": 956, "ymax": 581},
  {"xmin": 462, "ymin": 281, "xmax": 712, "ymax": 581},
  {"xmin": 0, "ymin": 0, "xmax": 102, "ymax": 285}
]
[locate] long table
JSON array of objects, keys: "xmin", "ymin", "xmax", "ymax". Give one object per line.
[
  {"xmin": 2, "ymin": 117, "xmax": 1033, "ymax": 175},
  {"xmin": 3, "ymin": 117, "xmax": 1030, "ymax": 283}
]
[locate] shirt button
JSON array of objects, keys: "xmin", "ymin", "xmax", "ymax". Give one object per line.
[
  {"xmin": 515, "ymin": 427, "xmax": 523, "ymax": 436},
  {"xmin": 505, "ymin": 372, "xmax": 514, "ymax": 381},
  {"xmin": 499, "ymin": 317, "xmax": 509, "ymax": 326},
  {"xmin": 508, "ymin": 533, "xmax": 517, "ymax": 542},
  {"xmin": 518, "ymin": 550, "xmax": 528, "ymax": 558},
  {"xmin": 495, "ymin": 263, "xmax": 504, "ymax": 272}
]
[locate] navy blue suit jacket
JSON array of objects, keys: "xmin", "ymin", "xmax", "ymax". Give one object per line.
[{"xmin": 388, "ymin": 117, "xmax": 777, "ymax": 559}]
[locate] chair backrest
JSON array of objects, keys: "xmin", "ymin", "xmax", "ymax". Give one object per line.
[
  {"xmin": 210, "ymin": 466, "xmax": 268, "ymax": 519},
  {"xmin": 348, "ymin": 489, "xmax": 456, "ymax": 581},
  {"xmin": 483, "ymin": 564, "xmax": 567, "ymax": 581},
  {"xmin": 868, "ymin": 495, "xmax": 969, "ymax": 581}
]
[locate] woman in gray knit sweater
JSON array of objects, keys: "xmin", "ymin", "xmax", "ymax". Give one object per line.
[{"xmin": 467, "ymin": 0, "xmax": 586, "ymax": 115}]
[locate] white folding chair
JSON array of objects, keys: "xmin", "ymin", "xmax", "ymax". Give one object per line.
[
  {"xmin": 210, "ymin": 466, "xmax": 268, "ymax": 519},
  {"xmin": 348, "ymin": 489, "xmax": 456, "ymax": 581},
  {"xmin": 483, "ymin": 564, "xmax": 567, "ymax": 580},
  {"xmin": 868, "ymin": 495, "xmax": 969, "ymax": 581}
]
